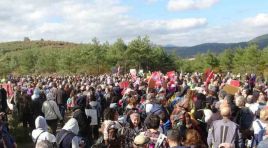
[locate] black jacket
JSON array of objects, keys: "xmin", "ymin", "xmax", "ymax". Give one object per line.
[{"xmin": 72, "ymin": 106, "xmax": 91, "ymax": 137}]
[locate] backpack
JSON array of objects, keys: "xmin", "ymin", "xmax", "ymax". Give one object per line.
[
  {"xmin": 56, "ymin": 129, "xmax": 76, "ymax": 148},
  {"xmin": 253, "ymin": 120, "xmax": 266, "ymax": 146}
]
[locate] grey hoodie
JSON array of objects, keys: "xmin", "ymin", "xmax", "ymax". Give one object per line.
[{"xmin": 42, "ymin": 93, "xmax": 63, "ymax": 120}]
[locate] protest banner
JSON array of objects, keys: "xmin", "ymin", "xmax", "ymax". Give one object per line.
[{"xmin": 223, "ymin": 84, "xmax": 240, "ymax": 95}]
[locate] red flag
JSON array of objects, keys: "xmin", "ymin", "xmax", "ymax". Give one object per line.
[
  {"xmin": 119, "ymin": 81, "xmax": 129, "ymax": 89},
  {"xmin": 230, "ymin": 80, "xmax": 240, "ymax": 87},
  {"xmin": 166, "ymin": 71, "xmax": 175, "ymax": 79},
  {"xmin": 205, "ymin": 70, "xmax": 214, "ymax": 85},
  {"xmin": 2, "ymin": 83, "xmax": 13, "ymax": 97},
  {"xmin": 148, "ymin": 71, "xmax": 161, "ymax": 88}
]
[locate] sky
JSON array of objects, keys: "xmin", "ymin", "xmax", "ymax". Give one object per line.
[{"xmin": 0, "ymin": 0, "xmax": 268, "ymax": 46}]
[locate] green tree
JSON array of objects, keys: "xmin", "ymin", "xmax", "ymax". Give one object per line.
[
  {"xmin": 219, "ymin": 49, "xmax": 234, "ymax": 72},
  {"xmin": 205, "ymin": 52, "xmax": 219, "ymax": 69}
]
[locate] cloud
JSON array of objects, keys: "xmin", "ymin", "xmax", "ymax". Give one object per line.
[
  {"xmin": 167, "ymin": 0, "xmax": 219, "ymax": 11},
  {"xmin": 0, "ymin": 0, "xmax": 207, "ymax": 45},
  {"xmin": 1, "ymin": 0, "xmax": 267, "ymax": 46},
  {"xmin": 243, "ymin": 13, "xmax": 268, "ymax": 27}
]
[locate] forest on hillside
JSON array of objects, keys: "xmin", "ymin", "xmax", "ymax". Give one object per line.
[{"xmin": 0, "ymin": 36, "xmax": 268, "ymax": 77}]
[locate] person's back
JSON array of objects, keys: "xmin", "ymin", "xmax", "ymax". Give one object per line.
[
  {"xmin": 56, "ymin": 118, "xmax": 82, "ymax": 148},
  {"xmin": 0, "ymin": 86, "xmax": 8, "ymax": 112},
  {"xmin": 32, "ymin": 116, "xmax": 56, "ymax": 145},
  {"xmin": 35, "ymin": 140, "xmax": 54, "ymax": 148},
  {"xmin": 207, "ymin": 106, "xmax": 243, "ymax": 148}
]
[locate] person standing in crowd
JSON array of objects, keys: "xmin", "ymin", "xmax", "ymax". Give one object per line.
[
  {"xmin": 251, "ymin": 109, "xmax": 268, "ymax": 147},
  {"xmin": 32, "ymin": 87, "xmax": 44, "ymax": 122},
  {"xmin": 144, "ymin": 114, "xmax": 168, "ymax": 148},
  {"xmin": 56, "ymin": 84, "xmax": 68, "ymax": 124},
  {"xmin": 101, "ymin": 108, "xmax": 121, "ymax": 143},
  {"xmin": 20, "ymin": 90, "xmax": 34, "ymax": 130},
  {"xmin": 87, "ymin": 93, "xmax": 101, "ymax": 140},
  {"xmin": 32, "ymin": 116, "xmax": 56, "ymax": 145},
  {"xmin": 207, "ymin": 106, "xmax": 243, "ymax": 148},
  {"xmin": 120, "ymin": 112, "xmax": 146, "ymax": 147},
  {"xmin": 56, "ymin": 118, "xmax": 84, "ymax": 148},
  {"xmin": 73, "ymin": 95, "xmax": 92, "ymax": 147},
  {"xmin": 42, "ymin": 92, "xmax": 63, "ymax": 135},
  {"xmin": 234, "ymin": 95, "xmax": 254, "ymax": 143},
  {"xmin": 0, "ymin": 112, "xmax": 17, "ymax": 148},
  {"xmin": 0, "ymin": 85, "xmax": 8, "ymax": 114},
  {"xmin": 166, "ymin": 129, "xmax": 186, "ymax": 148}
]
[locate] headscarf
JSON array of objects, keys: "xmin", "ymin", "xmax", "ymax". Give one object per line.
[{"xmin": 35, "ymin": 116, "xmax": 48, "ymax": 131}]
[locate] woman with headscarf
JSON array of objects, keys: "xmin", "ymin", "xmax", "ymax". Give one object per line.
[
  {"xmin": 56, "ymin": 118, "xmax": 84, "ymax": 148},
  {"xmin": 32, "ymin": 116, "xmax": 56, "ymax": 145}
]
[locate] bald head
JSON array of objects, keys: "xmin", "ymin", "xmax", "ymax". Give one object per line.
[{"xmin": 220, "ymin": 106, "xmax": 231, "ymax": 118}]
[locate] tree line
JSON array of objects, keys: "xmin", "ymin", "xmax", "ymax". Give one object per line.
[{"xmin": 0, "ymin": 36, "xmax": 267, "ymax": 77}]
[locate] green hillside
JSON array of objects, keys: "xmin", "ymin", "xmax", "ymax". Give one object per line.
[
  {"xmin": 0, "ymin": 40, "xmax": 78, "ymax": 54},
  {"xmin": 0, "ymin": 36, "xmax": 268, "ymax": 76}
]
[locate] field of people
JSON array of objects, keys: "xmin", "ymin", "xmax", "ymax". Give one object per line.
[{"xmin": 0, "ymin": 71, "xmax": 267, "ymax": 148}]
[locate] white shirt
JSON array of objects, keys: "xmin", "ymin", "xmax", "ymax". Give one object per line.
[
  {"xmin": 246, "ymin": 103, "xmax": 259, "ymax": 115},
  {"xmin": 252, "ymin": 119, "xmax": 266, "ymax": 134}
]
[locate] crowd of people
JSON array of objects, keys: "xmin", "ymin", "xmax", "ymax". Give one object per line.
[{"xmin": 0, "ymin": 71, "xmax": 268, "ymax": 148}]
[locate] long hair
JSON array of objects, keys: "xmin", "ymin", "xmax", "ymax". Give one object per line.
[{"xmin": 184, "ymin": 129, "xmax": 205, "ymax": 148}]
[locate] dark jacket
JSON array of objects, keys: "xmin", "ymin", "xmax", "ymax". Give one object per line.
[
  {"xmin": 72, "ymin": 106, "xmax": 91, "ymax": 137},
  {"xmin": 0, "ymin": 88, "xmax": 8, "ymax": 112},
  {"xmin": 56, "ymin": 88, "xmax": 68, "ymax": 105},
  {"xmin": 120, "ymin": 123, "xmax": 146, "ymax": 148}
]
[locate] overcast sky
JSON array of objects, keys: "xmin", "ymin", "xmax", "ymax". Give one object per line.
[{"xmin": 0, "ymin": 0, "xmax": 268, "ymax": 46}]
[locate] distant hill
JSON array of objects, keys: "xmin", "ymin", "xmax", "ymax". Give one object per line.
[
  {"xmin": 0, "ymin": 34, "xmax": 268, "ymax": 58},
  {"xmin": 164, "ymin": 34, "xmax": 268, "ymax": 57},
  {"xmin": 0, "ymin": 40, "xmax": 78, "ymax": 54}
]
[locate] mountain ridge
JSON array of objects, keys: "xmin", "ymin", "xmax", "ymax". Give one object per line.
[{"xmin": 163, "ymin": 33, "xmax": 268, "ymax": 57}]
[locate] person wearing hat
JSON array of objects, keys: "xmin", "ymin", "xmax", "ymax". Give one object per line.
[{"xmin": 133, "ymin": 134, "xmax": 150, "ymax": 148}]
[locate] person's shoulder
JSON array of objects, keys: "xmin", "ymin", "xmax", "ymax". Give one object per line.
[{"xmin": 40, "ymin": 132, "xmax": 56, "ymax": 142}]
